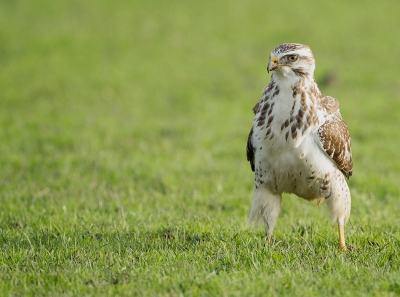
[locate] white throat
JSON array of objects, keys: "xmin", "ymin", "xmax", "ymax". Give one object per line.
[{"xmin": 272, "ymin": 69, "xmax": 301, "ymax": 88}]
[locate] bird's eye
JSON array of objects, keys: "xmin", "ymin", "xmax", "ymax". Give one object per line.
[{"xmin": 288, "ymin": 55, "xmax": 298, "ymax": 62}]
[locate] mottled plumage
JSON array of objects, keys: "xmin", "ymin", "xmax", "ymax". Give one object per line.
[{"xmin": 246, "ymin": 43, "xmax": 353, "ymax": 250}]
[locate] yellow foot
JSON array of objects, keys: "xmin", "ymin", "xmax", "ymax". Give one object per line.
[
  {"xmin": 265, "ymin": 234, "xmax": 272, "ymax": 247},
  {"xmin": 338, "ymin": 224, "xmax": 354, "ymax": 251},
  {"xmin": 338, "ymin": 224, "xmax": 346, "ymax": 251}
]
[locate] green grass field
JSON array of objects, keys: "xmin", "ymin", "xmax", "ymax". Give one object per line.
[{"xmin": 1, "ymin": 0, "xmax": 400, "ymax": 296}]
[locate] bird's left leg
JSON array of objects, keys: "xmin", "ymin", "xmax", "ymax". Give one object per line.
[
  {"xmin": 325, "ymin": 172, "xmax": 351, "ymax": 251},
  {"xmin": 338, "ymin": 220, "xmax": 347, "ymax": 251}
]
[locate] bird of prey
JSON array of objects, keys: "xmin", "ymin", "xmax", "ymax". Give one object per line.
[{"xmin": 246, "ymin": 43, "xmax": 353, "ymax": 250}]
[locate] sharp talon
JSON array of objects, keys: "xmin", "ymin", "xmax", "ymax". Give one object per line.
[
  {"xmin": 265, "ymin": 234, "xmax": 272, "ymax": 247},
  {"xmin": 342, "ymin": 245, "xmax": 355, "ymax": 252}
]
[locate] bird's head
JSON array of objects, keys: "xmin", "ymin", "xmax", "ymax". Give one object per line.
[{"xmin": 267, "ymin": 43, "xmax": 315, "ymax": 79}]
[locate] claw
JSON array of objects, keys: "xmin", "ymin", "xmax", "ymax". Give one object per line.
[{"xmin": 265, "ymin": 233, "xmax": 272, "ymax": 247}]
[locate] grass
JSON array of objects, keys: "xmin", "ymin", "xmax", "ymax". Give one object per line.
[{"xmin": 1, "ymin": 0, "xmax": 400, "ymax": 296}]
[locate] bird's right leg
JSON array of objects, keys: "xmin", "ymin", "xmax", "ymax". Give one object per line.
[{"xmin": 248, "ymin": 184, "xmax": 282, "ymax": 245}]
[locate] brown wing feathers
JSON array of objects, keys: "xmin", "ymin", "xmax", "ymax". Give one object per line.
[{"xmin": 317, "ymin": 115, "xmax": 353, "ymax": 178}]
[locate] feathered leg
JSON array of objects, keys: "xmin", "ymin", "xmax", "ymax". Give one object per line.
[
  {"xmin": 325, "ymin": 171, "xmax": 351, "ymax": 250},
  {"xmin": 248, "ymin": 184, "xmax": 282, "ymax": 244}
]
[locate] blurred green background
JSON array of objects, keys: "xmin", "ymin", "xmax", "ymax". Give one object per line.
[
  {"xmin": 0, "ymin": 0, "xmax": 399, "ymax": 295},
  {"xmin": 1, "ymin": 0, "xmax": 399, "ymax": 220}
]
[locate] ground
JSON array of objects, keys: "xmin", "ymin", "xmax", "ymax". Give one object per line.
[{"xmin": 0, "ymin": 0, "xmax": 399, "ymax": 296}]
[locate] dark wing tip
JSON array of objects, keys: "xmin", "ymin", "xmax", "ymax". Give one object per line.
[
  {"xmin": 342, "ymin": 158, "xmax": 353, "ymax": 179},
  {"xmin": 252, "ymin": 101, "xmax": 260, "ymax": 115},
  {"xmin": 246, "ymin": 127, "xmax": 255, "ymax": 172}
]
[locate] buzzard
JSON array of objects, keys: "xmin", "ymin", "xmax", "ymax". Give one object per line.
[{"xmin": 246, "ymin": 43, "xmax": 353, "ymax": 250}]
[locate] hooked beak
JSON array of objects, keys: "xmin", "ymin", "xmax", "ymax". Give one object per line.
[{"xmin": 267, "ymin": 56, "xmax": 278, "ymax": 73}]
